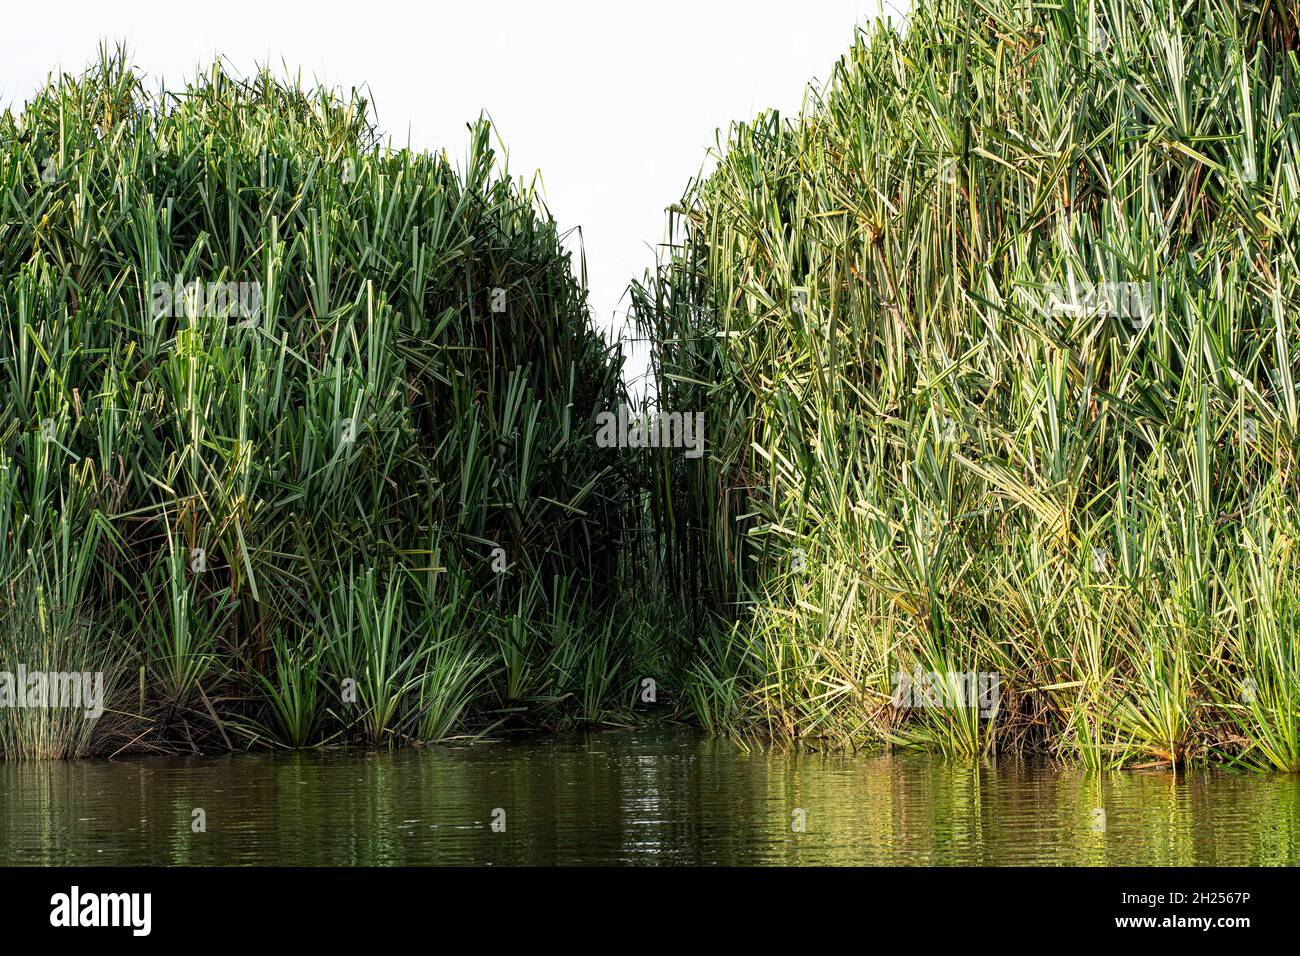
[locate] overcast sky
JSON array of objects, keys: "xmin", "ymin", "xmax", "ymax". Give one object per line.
[{"xmin": 1, "ymin": 0, "xmax": 901, "ymax": 392}]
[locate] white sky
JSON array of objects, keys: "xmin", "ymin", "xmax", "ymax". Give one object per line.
[{"xmin": 1, "ymin": 0, "xmax": 902, "ymax": 393}]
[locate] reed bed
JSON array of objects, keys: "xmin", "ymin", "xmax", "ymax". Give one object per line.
[
  {"xmin": 633, "ymin": 0, "xmax": 1300, "ymax": 769},
  {"xmin": 0, "ymin": 48, "xmax": 650, "ymax": 757}
]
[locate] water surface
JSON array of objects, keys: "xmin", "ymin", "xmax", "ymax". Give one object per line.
[{"xmin": 1, "ymin": 729, "xmax": 1296, "ymax": 865}]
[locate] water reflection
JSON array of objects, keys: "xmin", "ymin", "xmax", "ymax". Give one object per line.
[{"xmin": 1, "ymin": 729, "xmax": 1296, "ymax": 865}]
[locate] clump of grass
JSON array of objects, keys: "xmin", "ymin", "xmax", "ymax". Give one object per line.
[
  {"xmin": 249, "ymin": 631, "xmax": 325, "ymax": 749},
  {"xmin": 0, "ymin": 524, "xmax": 126, "ymax": 759},
  {"xmin": 633, "ymin": 0, "xmax": 1300, "ymax": 768},
  {"xmin": 0, "ymin": 47, "xmax": 643, "ymax": 757}
]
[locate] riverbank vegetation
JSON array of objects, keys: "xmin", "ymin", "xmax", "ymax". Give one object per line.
[
  {"xmin": 0, "ymin": 49, "xmax": 656, "ymax": 758},
  {"xmin": 8, "ymin": 0, "xmax": 1300, "ymax": 773},
  {"xmin": 632, "ymin": 0, "xmax": 1300, "ymax": 770}
]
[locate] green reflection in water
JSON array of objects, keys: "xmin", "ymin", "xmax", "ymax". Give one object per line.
[{"xmin": 1, "ymin": 729, "xmax": 1296, "ymax": 865}]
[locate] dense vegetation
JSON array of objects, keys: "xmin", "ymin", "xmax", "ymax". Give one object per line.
[
  {"xmin": 0, "ymin": 50, "xmax": 651, "ymax": 757},
  {"xmin": 634, "ymin": 0, "xmax": 1300, "ymax": 769},
  {"xmin": 9, "ymin": 1, "xmax": 1300, "ymax": 773}
]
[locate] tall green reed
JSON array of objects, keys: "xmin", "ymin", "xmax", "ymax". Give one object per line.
[
  {"xmin": 633, "ymin": 0, "xmax": 1300, "ymax": 767},
  {"xmin": 0, "ymin": 47, "xmax": 643, "ymax": 756}
]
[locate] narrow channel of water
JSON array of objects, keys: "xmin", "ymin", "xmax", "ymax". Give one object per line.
[{"xmin": 2, "ymin": 729, "xmax": 1295, "ymax": 865}]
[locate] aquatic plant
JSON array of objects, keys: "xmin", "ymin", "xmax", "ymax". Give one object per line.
[
  {"xmin": 0, "ymin": 46, "xmax": 640, "ymax": 757},
  {"xmin": 633, "ymin": 0, "xmax": 1300, "ymax": 768}
]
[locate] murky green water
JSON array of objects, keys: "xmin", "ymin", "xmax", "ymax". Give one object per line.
[{"xmin": 1, "ymin": 729, "xmax": 1296, "ymax": 865}]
